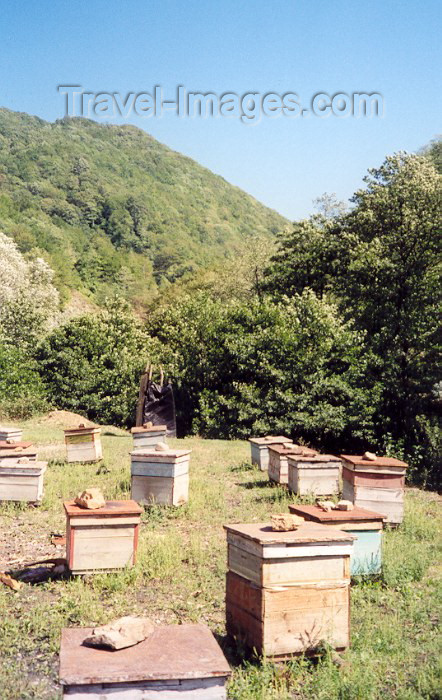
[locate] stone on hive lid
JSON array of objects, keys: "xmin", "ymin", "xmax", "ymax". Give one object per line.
[
  {"xmin": 362, "ymin": 451, "xmax": 377, "ymax": 461},
  {"xmin": 155, "ymin": 441, "xmax": 168, "ymax": 451},
  {"xmin": 143, "ymin": 421, "xmax": 153, "ymax": 428},
  {"xmin": 335, "ymin": 500, "xmax": 354, "ymax": 511},
  {"xmin": 75, "ymin": 488, "xmax": 106, "ymax": 510},
  {"xmin": 83, "ymin": 616, "xmax": 155, "ymax": 650},
  {"xmin": 271, "ymin": 513, "xmax": 304, "ymax": 531},
  {"xmin": 317, "ymin": 500, "xmax": 335, "ymax": 512}
]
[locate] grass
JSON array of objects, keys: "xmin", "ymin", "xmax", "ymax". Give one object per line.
[{"xmin": 0, "ymin": 419, "xmax": 441, "ymax": 699}]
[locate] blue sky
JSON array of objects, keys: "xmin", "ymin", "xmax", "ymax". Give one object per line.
[{"xmin": 1, "ymin": 0, "xmax": 440, "ymax": 220}]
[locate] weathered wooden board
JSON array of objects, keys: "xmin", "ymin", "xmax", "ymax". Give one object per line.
[
  {"xmin": 342, "ymin": 466, "xmax": 405, "ymax": 489},
  {"xmin": 65, "ymin": 500, "xmax": 141, "ymax": 574},
  {"xmin": 60, "ymin": 624, "xmax": 231, "ymax": 698},
  {"xmin": 226, "ymin": 572, "xmax": 349, "ymax": 656},
  {"xmin": 65, "ymin": 429, "xmax": 102, "ymax": 463},
  {"xmin": 131, "ymin": 473, "xmax": 189, "ymax": 506},
  {"xmin": 0, "ymin": 462, "xmax": 46, "ymax": 503},
  {"xmin": 131, "ymin": 425, "xmax": 167, "ymax": 452},
  {"xmin": 287, "ymin": 462, "xmax": 340, "ymax": 496},
  {"xmin": 228, "ymin": 545, "xmax": 349, "ymax": 586},
  {"xmin": 342, "ymin": 481, "xmax": 404, "ymax": 524},
  {"xmin": 268, "ymin": 451, "xmax": 288, "ymax": 485}
]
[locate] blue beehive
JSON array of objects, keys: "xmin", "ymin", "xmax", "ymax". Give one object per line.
[{"xmin": 289, "ymin": 503, "xmax": 386, "ymax": 575}]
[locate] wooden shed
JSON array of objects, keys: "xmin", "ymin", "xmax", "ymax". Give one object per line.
[
  {"xmin": 268, "ymin": 444, "xmax": 317, "ymax": 485},
  {"xmin": 288, "ymin": 504, "xmax": 386, "ymax": 575},
  {"xmin": 0, "ymin": 460, "xmax": 47, "ymax": 505},
  {"xmin": 249, "ymin": 436, "xmax": 293, "ymax": 472},
  {"xmin": 0, "ymin": 442, "xmax": 37, "ymax": 466},
  {"xmin": 64, "ymin": 500, "xmax": 142, "ymax": 575},
  {"xmin": 341, "ymin": 455, "xmax": 407, "ymax": 525},
  {"xmin": 64, "ymin": 426, "xmax": 102, "ymax": 463},
  {"xmin": 287, "ymin": 454, "xmax": 341, "ymax": 497},
  {"xmin": 224, "ymin": 521, "xmax": 354, "ymax": 658},
  {"xmin": 130, "ymin": 447, "xmax": 191, "ymax": 506},
  {"xmin": 0, "ymin": 426, "xmax": 23, "ymax": 442},
  {"xmin": 131, "ymin": 424, "xmax": 167, "ymax": 451},
  {"xmin": 59, "ymin": 623, "xmax": 231, "ymax": 698}
]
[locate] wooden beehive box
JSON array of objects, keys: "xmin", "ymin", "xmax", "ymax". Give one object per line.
[
  {"xmin": 287, "ymin": 453, "xmax": 341, "ymax": 496},
  {"xmin": 0, "ymin": 426, "xmax": 23, "ymax": 442},
  {"xmin": 268, "ymin": 444, "xmax": 317, "ymax": 485},
  {"xmin": 289, "ymin": 504, "xmax": 386, "ymax": 575},
  {"xmin": 130, "ymin": 447, "xmax": 191, "ymax": 506},
  {"xmin": 64, "ymin": 500, "xmax": 142, "ymax": 575},
  {"xmin": 64, "ymin": 426, "xmax": 102, "ymax": 463},
  {"xmin": 340, "ymin": 455, "xmax": 407, "ymax": 525},
  {"xmin": 224, "ymin": 522, "xmax": 354, "ymax": 658},
  {"xmin": 131, "ymin": 424, "xmax": 167, "ymax": 451},
  {"xmin": 0, "ymin": 442, "xmax": 37, "ymax": 466},
  {"xmin": 59, "ymin": 623, "xmax": 231, "ymax": 698},
  {"xmin": 0, "ymin": 460, "xmax": 47, "ymax": 505},
  {"xmin": 249, "ymin": 436, "xmax": 293, "ymax": 471}
]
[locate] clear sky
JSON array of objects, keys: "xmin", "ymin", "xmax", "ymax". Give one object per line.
[{"xmin": 1, "ymin": 0, "xmax": 440, "ymax": 220}]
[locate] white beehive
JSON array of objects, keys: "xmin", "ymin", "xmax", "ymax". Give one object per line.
[
  {"xmin": 249, "ymin": 436, "xmax": 293, "ymax": 471},
  {"xmin": 130, "ymin": 424, "xmax": 167, "ymax": 451},
  {"xmin": 0, "ymin": 426, "xmax": 23, "ymax": 442},
  {"xmin": 131, "ymin": 447, "xmax": 191, "ymax": 506},
  {"xmin": 64, "ymin": 426, "xmax": 102, "ymax": 463},
  {"xmin": 0, "ymin": 460, "xmax": 47, "ymax": 504},
  {"xmin": 287, "ymin": 454, "xmax": 341, "ymax": 496},
  {"xmin": 0, "ymin": 441, "xmax": 37, "ymax": 466}
]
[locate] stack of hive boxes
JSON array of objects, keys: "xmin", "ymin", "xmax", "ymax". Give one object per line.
[
  {"xmin": 64, "ymin": 425, "xmax": 102, "ymax": 463},
  {"xmin": 268, "ymin": 444, "xmax": 317, "ymax": 485},
  {"xmin": 249, "ymin": 436, "xmax": 293, "ymax": 471},
  {"xmin": 224, "ymin": 521, "xmax": 354, "ymax": 658},
  {"xmin": 131, "ymin": 446, "xmax": 191, "ymax": 506},
  {"xmin": 341, "ymin": 454, "xmax": 407, "ymax": 525},
  {"xmin": 0, "ymin": 426, "xmax": 23, "ymax": 442},
  {"xmin": 130, "ymin": 424, "xmax": 167, "ymax": 451},
  {"xmin": 287, "ymin": 453, "xmax": 341, "ymax": 497},
  {"xmin": 0, "ymin": 441, "xmax": 37, "ymax": 465},
  {"xmin": 0, "ymin": 437, "xmax": 44, "ymax": 505}
]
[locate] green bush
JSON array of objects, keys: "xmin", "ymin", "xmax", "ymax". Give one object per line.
[
  {"xmin": 36, "ymin": 299, "xmax": 159, "ymax": 426},
  {"xmin": 0, "ymin": 340, "xmax": 49, "ymax": 419}
]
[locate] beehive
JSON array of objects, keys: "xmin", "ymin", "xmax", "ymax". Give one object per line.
[
  {"xmin": 64, "ymin": 426, "xmax": 102, "ymax": 463},
  {"xmin": 0, "ymin": 460, "xmax": 47, "ymax": 504},
  {"xmin": 0, "ymin": 426, "xmax": 23, "ymax": 442},
  {"xmin": 59, "ymin": 623, "xmax": 231, "ymax": 698},
  {"xmin": 287, "ymin": 454, "xmax": 341, "ymax": 496},
  {"xmin": 249, "ymin": 436, "xmax": 293, "ymax": 471},
  {"xmin": 0, "ymin": 442, "xmax": 37, "ymax": 466},
  {"xmin": 289, "ymin": 504, "xmax": 386, "ymax": 575},
  {"xmin": 268, "ymin": 444, "xmax": 317, "ymax": 485},
  {"xmin": 341, "ymin": 455, "xmax": 407, "ymax": 525},
  {"xmin": 224, "ymin": 522, "xmax": 354, "ymax": 658},
  {"xmin": 130, "ymin": 448, "xmax": 191, "ymax": 506},
  {"xmin": 64, "ymin": 500, "xmax": 142, "ymax": 575},
  {"xmin": 131, "ymin": 424, "xmax": 167, "ymax": 451}
]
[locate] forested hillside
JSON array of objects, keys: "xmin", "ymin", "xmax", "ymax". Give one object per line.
[{"xmin": 0, "ymin": 108, "xmax": 286, "ymax": 309}]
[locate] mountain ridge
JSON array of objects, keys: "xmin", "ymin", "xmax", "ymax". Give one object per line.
[{"xmin": 0, "ymin": 107, "xmax": 288, "ymax": 310}]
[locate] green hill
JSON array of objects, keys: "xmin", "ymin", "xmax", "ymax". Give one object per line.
[{"xmin": 0, "ymin": 108, "xmax": 287, "ymax": 310}]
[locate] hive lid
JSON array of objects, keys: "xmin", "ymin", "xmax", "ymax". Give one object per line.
[
  {"xmin": 0, "ymin": 460, "xmax": 47, "ymax": 474},
  {"xmin": 63, "ymin": 500, "xmax": 142, "ymax": 517},
  {"xmin": 130, "ymin": 448, "xmax": 191, "ymax": 459},
  {"xmin": 59, "ymin": 624, "xmax": 231, "ymax": 685},
  {"xmin": 64, "ymin": 426, "xmax": 100, "ymax": 435},
  {"xmin": 268, "ymin": 444, "xmax": 317, "ymax": 456},
  {"xmin": 131, "ymin": 425, "xmax": 167, "ymax": 434},
  {"xmin": 287, "ymin": 453, "xmax": 341, "ymax": 463},
  {"xmin": 340, "ymin": 455, "xmax": 408, "ymax": 468},
  {"xmin": 249, "ymin": 435, "xmax": 292, "ymax": 446},
  {"xmin": 224, "ymin": 521, "xmax": 355, "ymax": 544},
  {"xmin": 288, "ymin": 504, "xmax": 387, "ymax": 523},
  {"xmin": 0, "ymin": 441, "xmax": 33, "ymax": 450}
]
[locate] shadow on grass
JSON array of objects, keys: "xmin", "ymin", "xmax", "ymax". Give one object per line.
[{"xmin": 237, "ymin": 480, "xmax": 270, "ymax": 489}]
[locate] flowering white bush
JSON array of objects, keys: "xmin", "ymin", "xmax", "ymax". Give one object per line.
[{"xmin": 0, "ymin": 232, "xmax": 59, "ymax": 347}]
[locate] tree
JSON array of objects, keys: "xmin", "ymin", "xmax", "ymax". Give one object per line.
[{"xmin": 0, "ymin": 231, "xmax": 59, "ymax": 348}]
